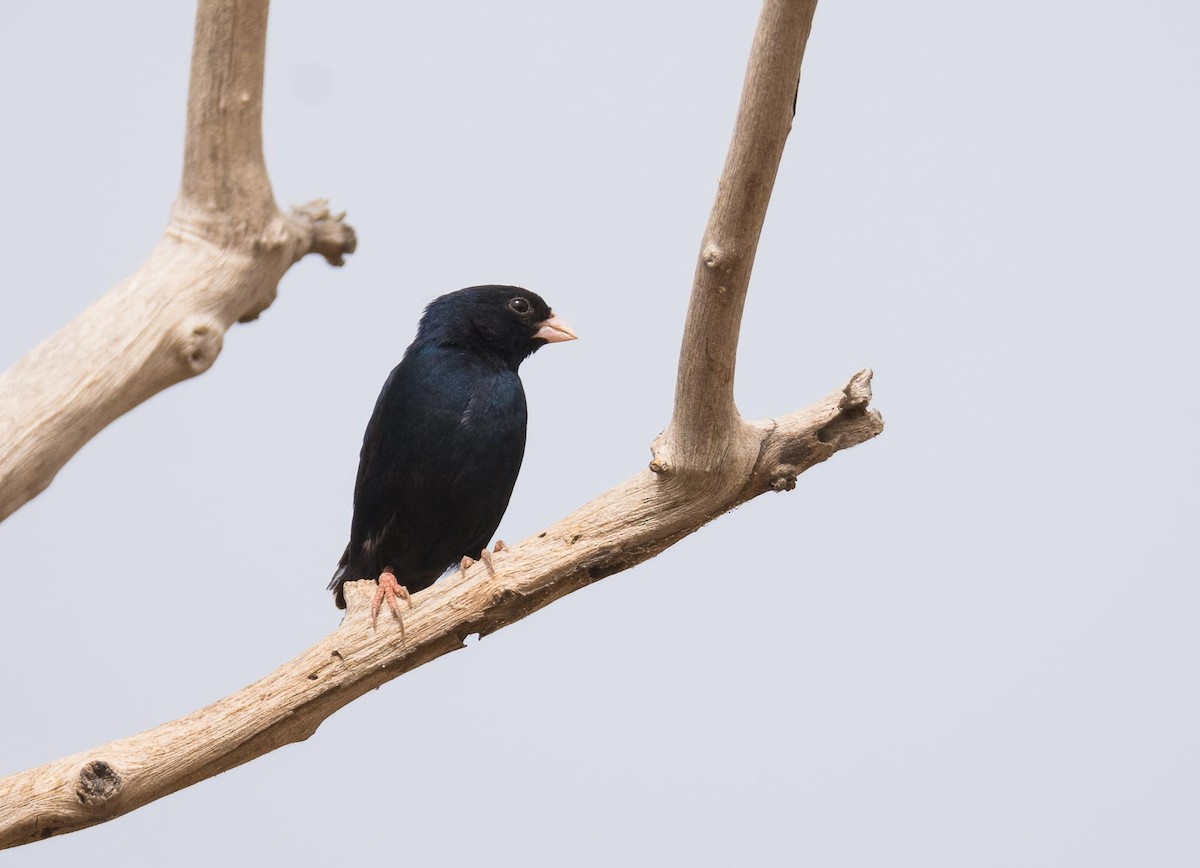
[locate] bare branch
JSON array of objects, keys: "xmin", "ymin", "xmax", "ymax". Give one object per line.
[
  {"xmin": 657, "ymin": 0, "xmax": 818, "ymax": 471},
  {"xmin": 0, "ymin": 371, "xmax": 880, "ymax": 849},
  {"xmin": 0, "ymin": 0, "xmax": 355, "ymax": 523},
  {"xmin": 0, "ymin": 0, "xmax": 882, "ymax": 849},
  {"xmin": 180, "ymin": 0, "xmax": 274, "ymax": 227}
]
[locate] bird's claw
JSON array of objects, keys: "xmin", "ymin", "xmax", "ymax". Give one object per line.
[
  {"xmin": 371, "ymin": 567, "xmax": 412, "ymax": 633},
  {"xmin": 462, "ymin": 542, "xmax": 505, "ymax": 577}
]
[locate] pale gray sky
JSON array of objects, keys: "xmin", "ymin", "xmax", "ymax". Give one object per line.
[{"xmin": 2, "ymin": 1, "xmax": 1198, "ymax": 865}]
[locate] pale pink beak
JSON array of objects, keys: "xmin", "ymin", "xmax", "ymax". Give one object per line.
[{"xmin": 533, "ymin": 314, "xmax": 578, "ymax": 344}]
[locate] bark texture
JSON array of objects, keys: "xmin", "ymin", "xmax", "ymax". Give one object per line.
[
  {"xmin": 0, "ymin": 0, "xmax": 882, "ymax": 849},
  {"xmin": 0, "ymin": 0, "xmax": 355, "ymax": 523}
]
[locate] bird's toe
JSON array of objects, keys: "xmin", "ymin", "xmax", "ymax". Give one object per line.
[{"xmin": 371, "ymin": 568, "xmax": 411, "ymax": 633}]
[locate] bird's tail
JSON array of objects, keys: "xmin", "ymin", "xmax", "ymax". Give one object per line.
[{"xmin": 328, "ymin": 544, "xmax": 351, "ymax": 609}]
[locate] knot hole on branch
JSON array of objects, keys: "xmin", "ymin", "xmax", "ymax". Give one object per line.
[
  {"xmin": 177, "ymin": 317, "xmax": 224, "ymax": 374},
  {"xmin": 702, "ymin": 244, "xmax": 724, "ymax": 269},
  {"xmin": 770, "ymin": 473, "xmax": 797, "ymax": 492},
  {"xmin": 76, "ymin": 760, "xmax": 122, "ymax": 806},
  {"xmin": 701, "ymin": 242, "xmax": 742, "ymax": 278},
  {"xmin": 649, "ymin": 434, "xmax": 674, "ymax": 475}
]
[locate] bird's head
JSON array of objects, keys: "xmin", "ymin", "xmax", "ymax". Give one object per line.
[{"xmin": 418, "ymin": 285, "xmax": 577, "ymax": 369}]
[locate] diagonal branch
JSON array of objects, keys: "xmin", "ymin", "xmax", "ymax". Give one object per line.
[
  {"xmin": 0, "ymin": 0, "xmax": 355, "ymax": 523},
  {"xmin": 0, "ymin": 372, "xmax": 880, "ymax": 849},
  {"xmin": 0, "ymin": 0, "xmax": 881, "ymax": 850}
]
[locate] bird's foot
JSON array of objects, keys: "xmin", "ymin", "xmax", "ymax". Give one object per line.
[
  {"xmin": 461, "ymin": 541, "xmax": 506, "ymax": 577},
  {"xmin": 371, "ymin": 567, "xmax": 412, "ymax": 632}
]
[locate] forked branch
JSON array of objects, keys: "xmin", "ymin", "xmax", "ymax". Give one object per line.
[
  {"xmin": 658, "ymin": 0, "xmax": 818, "ymax": 468},
  {"xmin": 0, "ymin": 0, "xmax": 881, "ymax": 850},
  {"xmin": 0, "ymin": 0, "xmax": 355, "ymax": 523},
  {"xmin": 0, "ymin": 372, "xmax": 878, "ymax": 849}
]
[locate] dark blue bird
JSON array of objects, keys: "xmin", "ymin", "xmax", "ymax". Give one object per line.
[{"xmin": 329, "ymin": 285, "xmax": 576, "ymax": 626}]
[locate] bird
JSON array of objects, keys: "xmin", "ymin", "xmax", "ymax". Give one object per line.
[{"xmin": 329, "ymin": 285, "xmax": 577, "ymax": 627}]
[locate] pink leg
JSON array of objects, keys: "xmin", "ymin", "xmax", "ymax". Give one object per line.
[{"xmin": 371, "ymin": 566, "xmax": 412, "ymax": 631}]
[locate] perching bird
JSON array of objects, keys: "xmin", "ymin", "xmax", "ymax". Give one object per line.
[{"xmin": 329, "ymin": 285, "xmax": 576, "ymax": 626}]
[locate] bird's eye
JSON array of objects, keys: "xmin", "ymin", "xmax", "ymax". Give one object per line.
[{"xmin": 508, "ymin": 297, "xmax": 531, "ymax": 314}]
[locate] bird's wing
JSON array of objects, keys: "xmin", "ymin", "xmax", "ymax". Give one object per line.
[
  {"xmin": 345, "ymin": 362, "xmax": 412, "ymax": 568},
  {"xmin": 345, "ymin": 349, "xmax": 483, "ymax": 558},
  {"xmin": 336, "ymin": 344, "xmax": 530, "ymax": 609}
]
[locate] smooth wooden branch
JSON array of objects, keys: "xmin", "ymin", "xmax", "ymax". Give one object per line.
[
  {"xmin": 0, "ymin": 370, "xmax": 881, "ymax": 849},
  {"xmin": 658, "ymin": 0, "xmax": 818, "ymax": 471},
  {"xmin": 0, "ymin": 0, "xmax": 355, "ymax": 523}
]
